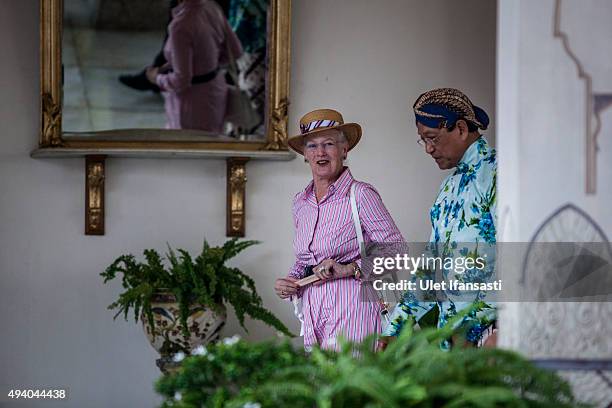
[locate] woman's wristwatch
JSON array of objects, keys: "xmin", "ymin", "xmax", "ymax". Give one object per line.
[{"xmin": 351, "ymin": 262, "xmax": 362, "ymax": 280}]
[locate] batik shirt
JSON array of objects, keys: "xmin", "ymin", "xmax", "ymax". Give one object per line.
[
  {"xmin": 229, "ymin": 0, "xmax": 268, "ymax": 53},
  {"xmin": 383, "ymin": 137, "xmax": 497, "ymax": 344}
]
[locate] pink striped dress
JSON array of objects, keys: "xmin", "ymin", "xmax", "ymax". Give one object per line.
[{"xmin": 288, "ymin": 167, "xmax": 404, "ymax": 350}]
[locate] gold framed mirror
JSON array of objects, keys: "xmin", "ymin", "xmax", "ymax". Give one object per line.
[
  {"xmin": 36, "ymin": 0, "xmax": 293, "ymax": 237},
  {"xmin": 38, "ymin": 0, "xmax": 292, "ymax": 157}
]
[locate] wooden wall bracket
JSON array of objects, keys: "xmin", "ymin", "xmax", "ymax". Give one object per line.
[
  {"xmin": 226, "ymin": 157, "xmax": 249, "ymax": 237},
  {"xmin": 85, "ymin": 155, "xmax": 106, "ymax": 235}
]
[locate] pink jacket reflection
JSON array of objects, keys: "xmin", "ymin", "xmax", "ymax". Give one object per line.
[{"xmin": 156, "ymin": 0, "xmax": 243, "ymax": 132}]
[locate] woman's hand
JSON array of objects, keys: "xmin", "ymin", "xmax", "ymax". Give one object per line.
[
  {"xmin": 145, "ymin": 66, "xmax": 159, "ymax": 84},
  {"xmin": 313, "ymin": 259, "xmax": 356, "ymax": 282},
  {"xmin": 274, "ymin": 277, "xmax": 299, "ymax": 299},
  {"xmin": 158, "ymin": 62, "xmax": 172, "ymax": 74}
]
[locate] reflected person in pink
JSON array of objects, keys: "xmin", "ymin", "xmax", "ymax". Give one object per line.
[{"xmin": 146, "ymin": 0, "xmax": 242, "ymax": 132}]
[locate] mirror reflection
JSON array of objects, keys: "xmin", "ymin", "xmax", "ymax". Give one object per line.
[{"xmin": 63, "ymin": 0, "xmax": 268, "ymax": 139}]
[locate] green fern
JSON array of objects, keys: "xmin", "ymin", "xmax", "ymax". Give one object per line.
[
  {"xmin": 101, "ymin": 238, "xmax": 293, "ymax": 342},
  {"xmin": 155, "ymin": 308, "xmax": 589, "ymax": 408}
]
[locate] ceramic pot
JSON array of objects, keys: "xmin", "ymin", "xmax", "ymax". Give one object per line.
[{"xmin": 142, "ymin": 292, "xmax": 226, "ymax": 356}]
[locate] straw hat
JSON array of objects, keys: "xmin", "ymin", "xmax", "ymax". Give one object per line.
[{"xmin": 287, "ymin": 109, "xmax": 362, "ymax": 155}]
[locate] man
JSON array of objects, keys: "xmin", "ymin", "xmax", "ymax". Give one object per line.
[{"xmin": 383, "ymin": 88, "xmax": 497, "ymax": 347}]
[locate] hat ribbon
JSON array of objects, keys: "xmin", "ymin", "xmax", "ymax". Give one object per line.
[{"xmin": 300, "ymin": 119, "xmax": 339, "ymax": 134}]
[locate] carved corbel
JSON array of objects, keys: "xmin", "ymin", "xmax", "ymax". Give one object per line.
[
  {"xmin": 85, "ymin": 155, "xmax": 106, "ymax": 235},
  {"xmin": 226, "ymin": 158, "xmax": 249, "ymax": 237}
]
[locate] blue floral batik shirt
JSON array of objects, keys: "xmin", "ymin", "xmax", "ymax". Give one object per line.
[{"xmin": 383, "ymin": 136, "xmax": 497, "ymax": 345}]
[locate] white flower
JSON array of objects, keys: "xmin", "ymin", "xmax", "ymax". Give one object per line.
[
  {"xmin": 243, "ymin": 402, "xmax": 261, "ymax": 408},
  {"xmin": 172, "ymin": 351, "xmax": 186, "ymax": 362},
  {"xmin": 174, "ymin": 392, "xmax": 182, "ymax": 401},
  {"xmin": 222, "ymin": 335, "xmax": 241, "ymax": 346},
  {"xmin": 192, "ymin": 345, "xmax": 208, "ymax": 356}
]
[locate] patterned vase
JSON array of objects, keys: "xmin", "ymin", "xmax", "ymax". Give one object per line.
[{"xmin": 141, "ymin": 292, "xmax": 226, "ymax": 357}]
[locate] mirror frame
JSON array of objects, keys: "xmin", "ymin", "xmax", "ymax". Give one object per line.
[{"xmin": 39, "ymin": 0, "xmax": 292, "ymax": 154}]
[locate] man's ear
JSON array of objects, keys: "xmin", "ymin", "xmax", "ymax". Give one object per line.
[{"xmin": 456, "ymin": 119, "xmax": 470, "ymax": 141}]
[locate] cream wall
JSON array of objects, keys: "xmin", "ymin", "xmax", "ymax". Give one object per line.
[
  {"xmin": 497, "ymin": 1, "xmax": 611, "ymax": 404},
  {"xmin": 0, "ymin": 0, "xmax": 495, "ymax": 406},
  {"xmin": 498, "ymin": 0, "xmax": 612, "ymax": 241}
]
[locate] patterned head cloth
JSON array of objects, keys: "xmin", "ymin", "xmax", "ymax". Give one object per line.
[{"xmin": 413, "ymin": 88, "xmax": 489, "ymax": 131}]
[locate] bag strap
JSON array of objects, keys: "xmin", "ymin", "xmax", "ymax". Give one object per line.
[
  {"xmin": 351, "ymin": 182, "xmax": 391, "ymax": 327},
  {"xmin": 224, "ymin": 25, "xmax": 239, "ymax": 83},
  {"xmin": 350, "ymin": 182, "xmax": 366, "ymax": 259},
  {"xmin": 225, "ymin": 35, "xmax": 239, "ymax": 82}
]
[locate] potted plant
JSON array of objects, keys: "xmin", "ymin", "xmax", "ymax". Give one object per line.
[
  {"xmin": 155, "ymin": 310, "xmax": 587, "ymax": 408},
  {"xmin": 101, "ymin": 238, "xmax": 292, "ymax": 371}
]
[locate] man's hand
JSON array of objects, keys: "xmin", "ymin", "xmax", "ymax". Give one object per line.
[
  {"xmin": 377, "ymin": 336, "xmax": 395, "ymax": 352},
  {"xmin": 483, "ymin": 329, "xmax": 498, "ymax": 348},
  {"xmin": 274, "ymin": 277, "xmax": 299, "ymax": 299}
]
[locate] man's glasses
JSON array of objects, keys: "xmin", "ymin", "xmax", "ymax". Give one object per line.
[{"xmin": 416, "ymin": 135, "xmax": 441, "ymax": 148}]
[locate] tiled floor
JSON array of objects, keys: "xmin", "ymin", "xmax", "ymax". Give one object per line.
[{"xmin": 63, "ymin": 26, "xmax": 167, "ymax": 132}]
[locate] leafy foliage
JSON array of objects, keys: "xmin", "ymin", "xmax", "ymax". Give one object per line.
[
  {"xmin": 100, "ymin": 238, "xmax": 292, "ymax": 338},
  {"xmin": 156, "ymin": 340, "xmax": 307, "ymax": 408},
  {"xmin": 156, "ymin": 310, "xmax": 588, "ymax": 408}
]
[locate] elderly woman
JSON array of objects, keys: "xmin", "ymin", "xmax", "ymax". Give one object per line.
[
  {"xmin": 274, "ymin": 108, "xmax": 404, "ymax": 351},
  {"xmin": 146, "ymin": 0, "xmax": 243, "ymax": 132}
]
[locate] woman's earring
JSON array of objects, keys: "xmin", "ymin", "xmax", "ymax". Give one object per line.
[{"xmin": 304, "ymin": 158, "xmax": 309, "ymax": 163}]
